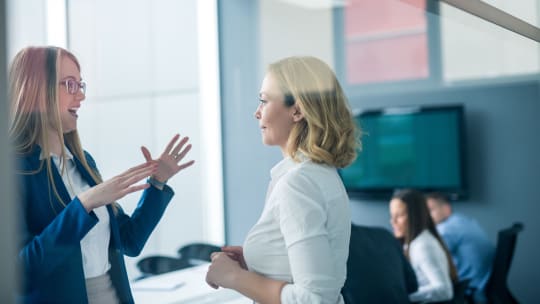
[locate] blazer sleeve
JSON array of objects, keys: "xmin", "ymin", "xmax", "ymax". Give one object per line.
[
  {"xmin": 114, "ymin": 185, "xmax": 174, "ymax": 257},
  {"xmin": 19, "ymin": 191, "xmax": 98, "ymax": 292},
  {"xmin": 15, "ymin": 151, "xmax": 102, "ymax": 292}
]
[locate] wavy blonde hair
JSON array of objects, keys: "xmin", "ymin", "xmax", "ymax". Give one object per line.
[
  {"xmin": 9, "ymin": 46, "xmax": 103, "ymax": 212},
  {"xmin": 268, "ymin": 56, "xmax": 360, "ymax": 168}
]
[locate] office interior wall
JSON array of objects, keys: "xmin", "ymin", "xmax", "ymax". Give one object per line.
[
  {"xmin": 347, "ymin": 81, "xmax": 540, "ymax": 304},
  {"xmin": 344, "ymin": 6, "xmax": 540, "ymax": 301},
  {"xmin": 220, "ymin": 1, "xmax": 540, "ymax": 302},
  {"xmin": 440, "ymin": 3, "xmax": 540, "ymax": 82},
  {"xmin": 1, "ymin": 0, "xmax": 16, "ymax": 302},
  {"xmin": 6, "ymin": 0, "xmax": 47, "ymax": 59},
  {"xmin": 259, "ymin": 0, "xmax": 334, "ymax": 70},
  {"xmin": 219, "ymin": 0, "xmax": 264, "ymax": 245}
]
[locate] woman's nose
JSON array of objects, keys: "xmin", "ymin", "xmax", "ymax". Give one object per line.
[
  {"xmin": 77, "ymin": 90, "xmax": 85, "ymax": 101},
  {"xmin": 254, "ymin": 106, "xmax": 261, "ymax": 119}
]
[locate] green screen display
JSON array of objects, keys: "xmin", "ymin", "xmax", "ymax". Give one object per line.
[{"xmin": 340, "ymin": 106, "xmax": 465, "ymax": 196}]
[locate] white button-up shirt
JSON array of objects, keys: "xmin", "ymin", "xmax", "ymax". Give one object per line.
[
  {"xmin": 408, "ymin": 230, "xmax": 453, "ymax": 303},
  {"xmin": 49, "ymin": 148, "xmax": 111, "ymax": 279},
  {"xmin": 243, "ymin": 156, "xmax": 351, "ymax": 304}
]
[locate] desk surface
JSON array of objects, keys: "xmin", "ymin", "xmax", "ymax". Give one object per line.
[{"xmin": 132, "ymin": 264, "xmax": 252, "ymax": 304}]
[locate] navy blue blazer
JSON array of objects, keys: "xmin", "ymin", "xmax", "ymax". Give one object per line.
[{"xmin": 16, "ymin": 145, "xmax": 174, "ymax": 303}]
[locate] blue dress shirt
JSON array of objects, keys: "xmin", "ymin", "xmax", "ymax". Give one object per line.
[{"xmin": 437, "ymin": 213, "xmax": 495, "ymax": 298}]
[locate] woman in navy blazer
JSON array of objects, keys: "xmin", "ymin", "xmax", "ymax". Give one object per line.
[{"xmin": 9, "ymin": 46, "xmax": 194, "ymax": 303}]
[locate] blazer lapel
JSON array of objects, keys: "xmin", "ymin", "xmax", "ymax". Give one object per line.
[
  {"xmin": 34, "ymin": 146, "xmax": 72, "ymax": 206},
  {"xmin": 50, "ymin": 163, "xmax": 74, "ymax": 204},
  {"xmin": 71, "ymin": 152, "xmax": 98, "ymax": 187}
]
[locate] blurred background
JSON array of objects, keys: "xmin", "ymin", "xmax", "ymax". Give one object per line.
[{"xmin": 1, "ymin": 0, "xmax": 539, "ymax": 302}]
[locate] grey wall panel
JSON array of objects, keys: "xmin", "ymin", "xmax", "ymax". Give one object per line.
[
  {"xmin": 1, "ymin": 0, "xmax": 17, "ymax": 301},
  {"xmin": 219, "ymin": 0, "xmax": 280, "ymax": 245}
]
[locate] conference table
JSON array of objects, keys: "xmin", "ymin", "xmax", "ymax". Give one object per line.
[{"xmin": 132, "ymin": 263, "xmax": 252, "ymax": 304}]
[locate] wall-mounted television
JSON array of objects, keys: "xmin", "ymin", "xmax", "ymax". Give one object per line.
[{"xmin": 340, "ymin": 104, "xmax": 467, "ymax": 200}]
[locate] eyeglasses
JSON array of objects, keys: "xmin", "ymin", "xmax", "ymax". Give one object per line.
[{"xmin": 59, "ymin": 78, "xmax": 86, "ymax": 95}]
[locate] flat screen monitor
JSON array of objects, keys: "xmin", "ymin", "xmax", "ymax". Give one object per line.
[{"xmin": 339, "ymin": 104, "xmax": 467, "ymax": 200}]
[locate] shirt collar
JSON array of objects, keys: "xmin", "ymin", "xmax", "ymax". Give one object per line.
[
  {"xmin": 270, "ymin": 152, "xmax": 309, "ymax": 180},
  {"xmin": 39, "ymin": 145, "xmax": 74, "ymax": 161}
]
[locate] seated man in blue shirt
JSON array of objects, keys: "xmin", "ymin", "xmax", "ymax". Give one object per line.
[{"xmin": 426, "ymin": 192, "xmax": 495, "ymax": 302}]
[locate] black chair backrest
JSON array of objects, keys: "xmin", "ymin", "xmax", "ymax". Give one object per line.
[
  {"xmin": 177, "ymin": 242, "xmax": 221, "ymax": 262},
  {"xmin": 342, "ymin": 225, "xmax": 417, "ymax": 304},
  {"xmin": 485, "ymin": 222, "xmax": 523, "ymax": 304},
  {"xmin": 136, "ymin": 242, "xmax": 221, "ymax": 280},
  {"xmin": 136, "ymin": 255, "xmax": 191, "ymax": 276},
  {"xmin": 451, "ymin": 279, "xmax": 470, "ymax": 304}
]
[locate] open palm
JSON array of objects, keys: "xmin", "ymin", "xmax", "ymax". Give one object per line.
[{"xmin": 141, "ymin": 134, "xmax": 195, "ymax": 184}]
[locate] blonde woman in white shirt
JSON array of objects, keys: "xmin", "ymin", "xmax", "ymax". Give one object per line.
[
  {"xmin": 206, "ymin": 56, "xmax": 359, "ymax": 304},
  {"xmin": 389, "ymin": 189, "xmax": 458, "ymax": 303}
]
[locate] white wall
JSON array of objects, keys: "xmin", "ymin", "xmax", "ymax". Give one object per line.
[
  {"xmin": 260, "ymin": 0, "xmax": 334, "ymax": 70},
  {"xmin": 296, "ymin": 1, "xmax": 540, "ymax": 91},
  {"xmin": 440, "ymin": 1, "xmax": 540, "ymax": 82},
  {"xmin": 6, "ymin": 0, "xmax": 47, "ymax": 59}
]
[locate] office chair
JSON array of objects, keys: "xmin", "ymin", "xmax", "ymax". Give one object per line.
[
  {"xmin": 136, "ymin": 255, "xmax": 191, "ymax": 278},
  {"xmin": 177, "ymin": 242, "xmax": 221, "ymax": 265},
  {"xmin": 451, "ymin": 279, "xmax": 470, "ymax": 304},
  {"xmin": 136, "ymin": 242, "xmax": 221, "ymax": 280},
  {"xmin": 484, "ymin": 222, "xmax": 524, "ymax": 304},
  {"xmin": 341, "ymin": 225, "xmax": 416, "ymax": 304}
]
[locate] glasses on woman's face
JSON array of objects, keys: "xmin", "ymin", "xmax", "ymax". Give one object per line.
[{"xmin": 59, "ymin": 78, "xmax": 86, "ymax": 95}]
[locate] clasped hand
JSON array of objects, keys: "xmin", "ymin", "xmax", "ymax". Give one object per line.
[
  {"xmin": 206, "ymin": 246, "xmax": 247, "ymax": 289},
  {"xmin": 79, "ymin": 134, "xmax": 194, "ymax": 212}
]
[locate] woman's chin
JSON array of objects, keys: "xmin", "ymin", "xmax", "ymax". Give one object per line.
[{"xmin": 62, "ymin": 125, "xmax": 77, "ymax": 134}]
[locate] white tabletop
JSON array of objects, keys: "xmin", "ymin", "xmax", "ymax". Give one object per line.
[{"xmin": 132, "ymin": 263, "xmax": 252, "ymax": 304}]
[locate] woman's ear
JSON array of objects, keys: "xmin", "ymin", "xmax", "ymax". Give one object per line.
[{"xmin": 292, "ymin": 106, "xmax": 304, "ymax": 122}]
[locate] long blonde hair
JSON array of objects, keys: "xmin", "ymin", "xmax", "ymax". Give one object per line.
[
  {"xmin": 9, "ymin": 46, "xmax": 103, "ymax": 211},
  {"xmin": 268, "ymin": 56, "xmax": 360, "ymax": 168}
]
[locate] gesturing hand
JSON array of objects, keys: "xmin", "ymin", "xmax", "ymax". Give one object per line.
[
  {"xmin": 78, "ymin": 161, "xmax": 158, "ymax": 212},
  {"xmin": 140, "ymin": 134, "xmax": 195, "ymax": 184}
]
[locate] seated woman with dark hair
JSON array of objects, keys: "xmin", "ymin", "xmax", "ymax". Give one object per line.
[{"xmin": 389, "ymin": 189, "xmax": 458, "ymax": 303}]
